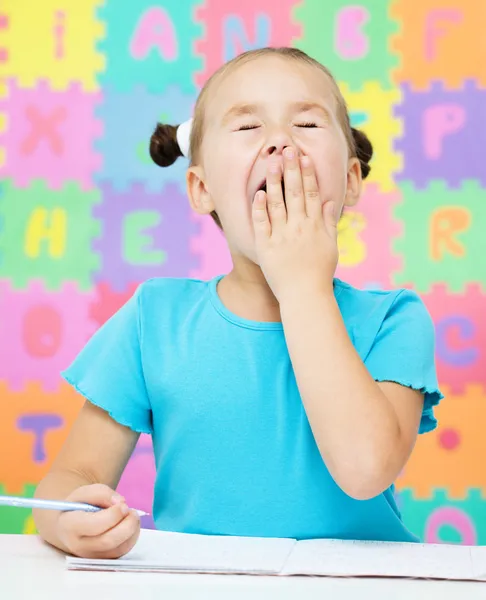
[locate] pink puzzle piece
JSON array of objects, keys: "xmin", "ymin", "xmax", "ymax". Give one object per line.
[
  {"xmin": 335, "ymin": 184, "xmax": 402, "ymax": 290},
  {"xmin": 189, "ymin": 213, "xmax": 233, "ymax": 280},
  {"xmin": 117, "ymin": 434, "xmax": 156, "ymax": 527},
  {"xmin": 0, "ymin": 80, "xmax": 102, "ymax": 190},
  {"xmin": 420, "ymin": 284, "xmax": 486, "ymax": 394},
  {"xmin": 0, "ymin": 279, "xmax": 96, "ymax": 391},
  {"xmin": 195, "ymin": 0, "xmax": 302, "ymax": 88}
]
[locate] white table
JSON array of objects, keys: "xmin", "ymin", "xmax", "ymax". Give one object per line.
[{"xmin": 2, "ymin": 534, "xmax": 485, "ymax": 600}]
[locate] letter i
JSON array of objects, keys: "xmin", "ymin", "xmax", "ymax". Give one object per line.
[{"xmin": 53, "ymin": 11, "xmax": 65, "ymax": 59}]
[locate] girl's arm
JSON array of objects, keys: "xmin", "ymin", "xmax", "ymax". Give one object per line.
[
  {"xmin": 252, "ymin": 147, "xmax": 431, "ymax": 501},
  {"xmin": 280, "ymin": 290, "xmax": 424, "ymax": 501},
  {"xmin": 34, "ymin": 401, "xmax": 140, "ymax": 552}
]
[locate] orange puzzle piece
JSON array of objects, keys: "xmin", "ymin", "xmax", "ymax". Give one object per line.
[
  {"xmin": 0, "ymin": 381, "xmax": 83, "ymax": 494},
  {"xmin": 391, "ymin": 0, "xmax": 486, "ymax": 89},
  {"xmin": 397, "ymin": 385, "xmax": 486, "ymax": 498}
]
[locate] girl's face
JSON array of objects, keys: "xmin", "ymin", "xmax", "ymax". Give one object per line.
[{"xmin": 187, "ymin": 55, "xmax": 361, "ymax": 265}]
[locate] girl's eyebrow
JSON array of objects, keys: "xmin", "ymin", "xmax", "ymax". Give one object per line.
[
  {"xmin": 221, "ymin": 103, "xmax": 259, "ymax": 125},
  {"xmin": 221, "ymin": 101, "xmax": 330, "ymax": 125},
  {"xmin": 292, "ymin": 101, "xmax": 330, "ymax": 118}
]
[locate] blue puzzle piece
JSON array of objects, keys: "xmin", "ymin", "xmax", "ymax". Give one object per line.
[{"xmin": 97, "ymin": 85, "xmax": 195, "ymax": 192}]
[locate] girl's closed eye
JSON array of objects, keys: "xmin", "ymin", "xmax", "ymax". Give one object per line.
[
  {"xmin": 236, "ymin": 122, "xmax": 319, "ymax": 131},
  {"xmin": 237, "ymin": 124, "xmax": 260, "ymax": 131}
]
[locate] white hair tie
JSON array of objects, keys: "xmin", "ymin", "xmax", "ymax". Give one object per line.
[{"xmin": 176, "ymin": 118, "xmax": 193, "ymax": 158}]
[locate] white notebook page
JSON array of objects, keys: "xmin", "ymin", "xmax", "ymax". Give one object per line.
[
  {"xmin": 282, "ymin": 538, "xmax": 484, "ymax": 580},
  {"xmin": 66, "ymin": 529, "xmax": 296, "ymax": 574}
]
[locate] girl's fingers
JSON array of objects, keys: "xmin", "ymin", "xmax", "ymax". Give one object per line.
[
  {"xmin": 266, "ymin": 160, "xmax": 287, "ymax": 228},
  {"xmin": 67, "ymin": 502, "xmax": 130, "ymax": 538},
  {"xmin": 300, "ymin": 156, "xmax": 321, "ymax": 219},
  {"xmin": 283, "ymin": 147, "xmax": 305, "ymax": 219},
  {"xmin": 252, "ymin": 190, "xmax": 271, "ymax": 239},
  {"xmin": 323, "ymin": 200, "xmax": 338, "ymax": 239},
  {"xmin": 79, "ymin": 510, "xmax": 141, "ymax": 557}
]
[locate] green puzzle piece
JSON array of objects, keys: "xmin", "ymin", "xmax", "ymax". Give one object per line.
[
  {"xmin": 0, "ymin": 180, "xmax": 101, "ymax": 291},
  {"xmin": 0, "ymin": 485, "xmax": 37, "ymax": 534},
  {"xmin": 393, "ymin": 181, "xmax": 486, "ymax": 293},
  {"xmin": 399, "ymin": 489, "xmax": 486, "ymax": 545},
  {"xmin": 293, "ymin": 0, "xmax": 398, "ymax": 89}
]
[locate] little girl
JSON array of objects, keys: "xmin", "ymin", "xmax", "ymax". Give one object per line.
[{"xmin": 34, "ymin": 47, "xmax": 443, "ymax": 559}]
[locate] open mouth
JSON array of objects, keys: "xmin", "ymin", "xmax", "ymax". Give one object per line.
[{"xmin": 256, "ymin": 179, "xmax": 286, "ymax": 203}]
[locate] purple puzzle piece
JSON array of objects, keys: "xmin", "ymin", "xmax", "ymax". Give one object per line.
[
  {"xmin": 93, "ymin": 182, "xmax": 200, "ymax": 291},
  {"xmin": 117, "ymin": 435, "xmax": 156, "ymax": 529},
  {"xmin": 395, "ymin": 81, "xmax": 486, "ymax": 188}
]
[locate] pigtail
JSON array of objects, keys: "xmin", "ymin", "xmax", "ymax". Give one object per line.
[
  {"xmin": 351, "ymin": 127, "xmax": 373, "ymax": 179},
  {"xmin": 150, "ymin": 123, "xmax": 183, "ymax": 167}
]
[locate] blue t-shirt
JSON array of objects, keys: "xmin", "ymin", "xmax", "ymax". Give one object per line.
[{"xmin": 62, "ymin": 275, "xmax": 443, "ymax": 542}]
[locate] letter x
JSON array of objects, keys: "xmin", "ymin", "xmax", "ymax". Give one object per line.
[{"xmin": 21, "ymin": 105, "xmax": 67, "ymax": 155}]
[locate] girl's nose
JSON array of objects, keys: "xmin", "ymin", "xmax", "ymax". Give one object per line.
[
  {"xmin": 263, "ymin": 127, "xmax": 295, "ymax": 157},
  {"xmin": 266, "ymin": 144, "xmax": 290, "ymax": 156}
]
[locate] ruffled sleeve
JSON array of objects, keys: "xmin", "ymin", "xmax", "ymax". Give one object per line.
[
  {"xmin": 61, "ymin": 285, "xmax": 152, "ymax": 434},
  {"xmin": 363, "ymin": 290, "xmax": 443, "ymax": 434}
]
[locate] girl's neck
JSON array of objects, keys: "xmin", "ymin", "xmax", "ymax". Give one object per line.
[{"xmin": 216, "ymin": 265, "xmax": 282, "ymax": 323}]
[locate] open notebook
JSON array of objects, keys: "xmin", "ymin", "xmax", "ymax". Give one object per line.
[{"xmin": 65, "ymin": 529, "xmax": 486, "ymax": 581}]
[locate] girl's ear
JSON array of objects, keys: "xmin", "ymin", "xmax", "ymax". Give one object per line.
[
  {"xmin": 186, "ymin": 166, "xmax": 216, "ymax": 215},
  {"xmin": 343, "ymin": 157, "xmax": 362, "ymax": 208}
]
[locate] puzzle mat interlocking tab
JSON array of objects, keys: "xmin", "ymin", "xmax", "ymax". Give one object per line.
[
  {"xmin": 0, "ymin": 0, "xmax": 105, "ymax": 92},
  {"xmin": 397, "ymin": 385, "xmax": 486, "ymax": 498},
  {"xmin": 294, "ymin": 0, "xmax": 400, "ymax": 90},
  {"xmin": 419, "ymin": 284, "xmax": 486, "ymax": 395},
  {"xmin": 92, "ymin": 181, "xmax": 200, "ymax": 293},
  {"xmin": 0, "ymin": 80, "xmax": 102, "ymax": 190},
  {"xmin": 0, "ymin": 484, "xmax": 37, "ymax": 534},
  {"xmin": 96, "ymin": 85, "xmax": 194, "ymax": 192},
  {"xmin": 398, "ymin": 488, "xmax": 486, "ymax": 545},
  {"xmin": 335, "ymin": 183, "xmax": 401, "ymax": 290},
  {"xmin": 393, "ymin": 180, "xmax": 486, "ymax": 293},
  {"xmin": 0, "ymin": 279, "xmax": 97, "ymax": 391},
  {"xmin": 98, "ymin": 0, "xmax": 203, "ymax": 95},
  {"xmin": 0, "ymin": 382, "xmax": 83, "ymax": 494},
  {"xmin": 390, "ymin": 0, "xmax": 486, "ymax": 90},
  {"xmin": 0, "ymin": 179, "xmax": 101, "ymax": 290},
  {"xmin": 194, "ymin": 0, "xmax": 302, "ymax": 88}
]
